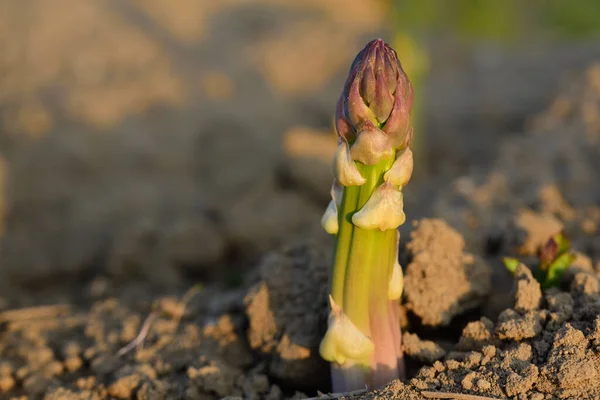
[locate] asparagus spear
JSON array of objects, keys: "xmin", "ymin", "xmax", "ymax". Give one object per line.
[{"xmin": 319, "ymin": 38, "xmax": 414, "ymax": 391}]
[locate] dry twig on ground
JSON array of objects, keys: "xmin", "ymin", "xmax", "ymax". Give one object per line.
[
  {"xmin": 421, "ymin": 391, "xmax": 501, "ymax": 400},
  {"xmin": 116, "ymin": 284, "xmax": 202, "ymax": 358}
]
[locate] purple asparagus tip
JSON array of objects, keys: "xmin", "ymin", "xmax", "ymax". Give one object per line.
[{"xmin": 335, "ymin": 39, "xmax": 413, "ymax": 164}]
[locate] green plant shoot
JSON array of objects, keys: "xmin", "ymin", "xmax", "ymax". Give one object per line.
[
  {"xmin": 503, "ymin": 232, "xmax": 576, "ymax": 288},
  {"xmin": 319, "ymin": 39, "xmax": 414, "ymax": 392}
]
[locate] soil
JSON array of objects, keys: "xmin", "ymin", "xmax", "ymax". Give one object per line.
[
  {"xmin": 1, "ymin": 1, "xmax": 600, "ymax": 399},
  {"xmin": 359, "ymin": 267, "xmax": 600, "ymax": 399},
  {"xmin": 403, "ymin": 219, "xmax": 492, "ymax": 327}
]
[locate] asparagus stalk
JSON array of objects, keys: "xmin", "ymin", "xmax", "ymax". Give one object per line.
[{"xmin": 319, "ymin": 39, "xmax": 414, "ymax": 391}]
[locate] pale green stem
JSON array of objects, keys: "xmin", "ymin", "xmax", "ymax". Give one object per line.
[{"xmin": 328, "ymin": 157, "xmax": 402, "ymax": 391}]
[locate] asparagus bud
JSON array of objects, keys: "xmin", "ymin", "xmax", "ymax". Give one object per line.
[
  {"xmin": 319, "ymin": 38, "xmax": 414, "ymax": 391},
  {"xmin": 388, "ymin": 232, "xmax": 404, "ymax": 301},
  {"xmin": 351, "ymin": 180, "xmax": 406, "ymax": 231},
  {"xmin": 321, "ymin": 181, "xmax": 343, "ymax": 235},
  {"xmin": 334, "ymin": 141, "xmax": 367, "ymax": 186},
  {"xmin": 319, "ymin": 296, "xmax": 375, "ymax": 366},
  {"xmin": 384, "ymin": 147, "xmax": 414, "ymax": 187},
  {"xmin": 336, "ymin": 39, "xmax": 413, "ymax": 150}
]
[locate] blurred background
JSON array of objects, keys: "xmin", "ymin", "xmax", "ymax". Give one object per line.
[{"xmin": 1, "ymin": 0, "xmax": 600, "ymax": 301}]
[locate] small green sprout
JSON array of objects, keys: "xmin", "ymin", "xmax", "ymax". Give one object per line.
[
  {"xmin": 503, "ymin": 232, "xmax": 576, "ymax": 288},
  {"xmin": 319, "ymin": 39, "xmax": 414, "ymax": 391},
  {"xmin": 502, "ymin": 257, "xmax": 520, "ymax": 275}
]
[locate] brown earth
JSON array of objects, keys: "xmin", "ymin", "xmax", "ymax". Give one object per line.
[
  {"xmin": 359, "ymin": 265, "xmax": 600, "ymax": 399},
  {"xmin": 0, "ymin": 215, "xmax": 492, "ymax": 400},
  {"xmin": 2, "ymin": 0, "xmax": 600, "ymax": 399},
  {"xmin": 2, "ymin": 203, "xmax": 598, "ymax": 399},
  {"xmin": 403, "ymin": 219, "xmax": 492, "ymax": 327}
]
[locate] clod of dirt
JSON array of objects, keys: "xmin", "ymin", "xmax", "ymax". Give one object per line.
[
  {"xmin": 203, "ymin": 315, "xmax": 254, "ymax": 369},
  {"xmin": 546, "ymin": 290, "xmax": 574, "ymax": 316},
  {"xmin": 187, "ymin": 361, "xmax": 274, "ymax": 400},
  {"xmin": 537, "ymin": 324, "xmax": 599, "ymax": 397},
  {"xmin": 107, "ymin": 374, "xmax": 141, "ymax": 399},
  {"xmin": 403, "ymin": 219, "xmax": 492, "ymax": 326},
  {"xmin": 513, "ymin": 264, "xmax": 542, "ymax": 313},
  {"xmin": 456, "ymin": 317, "xmax": 501, "ymax": 352},
  {"xmin": 570, "ymin": 271, "xmax": 600, "ymax": 297},
  {"xmin": 188, "ymin": 361, "xmax": 240, "ymax": 398},
  {"xmin": 496, "ymin": 308, "xmax": 543, "ymax": 341},
  {"xmin": 402, "ymin": 332, "xmax": 446, "ymax": 364},
  {"xmin": 244, "ymin": 239, "xmax": 331, "ymax": 389}
]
